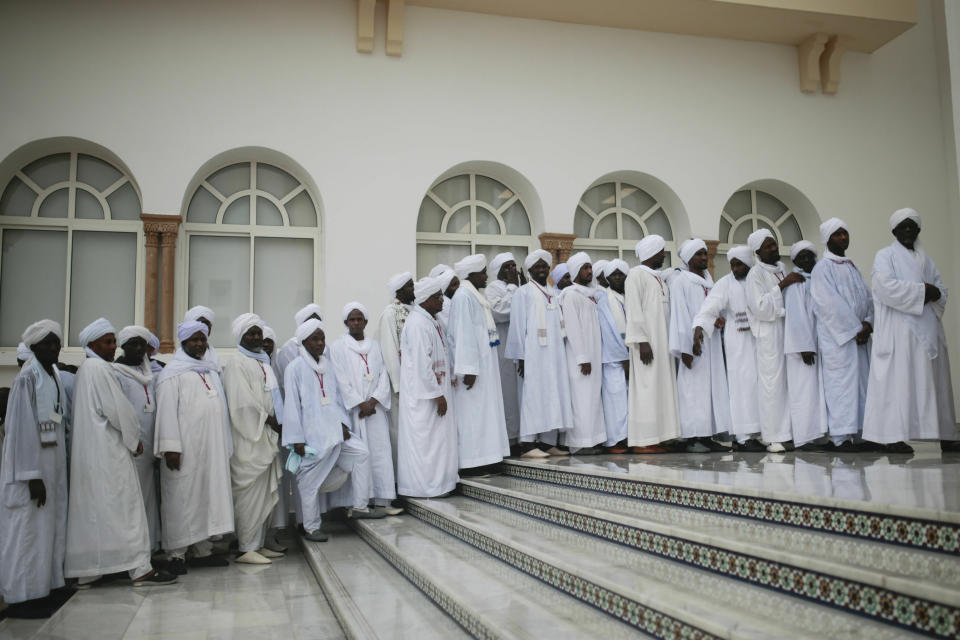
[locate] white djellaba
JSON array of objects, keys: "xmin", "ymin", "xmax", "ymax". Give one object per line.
[
  {"xmin": 596, "ymin": 259, "xmax": 630, "ymax": 447},
  {"xmin": 485, "ymin": 252, "xmax": 523, "ymax": 442}
]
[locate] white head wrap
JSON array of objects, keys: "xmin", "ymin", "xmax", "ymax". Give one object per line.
[
  {"xmin": 726, "ymin": 245, "xmax": 754, "ymax": 268},
  {"xmin": 341, "ymin": 301, "xmax": 369, "ymax": 322},
  {"xmin": 489, "ymin": 252, "xmax": 515, "ymax": 277},
  {"xmin": 789, "ymin": 240, "xmax": 817, "ymax": 262},
  {"xmin": 603, "ymin": 259, "xmax": 629, "ymax": 278},
  {"xmin": 388, "ymin": 272, "xmax": 414, "ymax": 296},
  {"xmin": 177, "ymin": 320, "xmax": 209, "ymax": 343},
  {"xmin": 428, "ymin": 264, "xmax": 451, "ymax": 278},
  {"xmin": 747, "ymin": 229, "xmax": 775, "ymax": 253},
  {"xmin": 118, "ymin": 325, "xmax": 152, "ymax": 348},
  {"xmin": 22, "ymin": 319, "xmax": 62, "ymax": 348},
  {"xmin": 523, "ymin": 249, "xmax": 552, "ymax": 272},
  {"xmin": 262, "ymin": 325, "xmax": 277, "ymax": 343},
  {"xmin": 147, "ymin": 331, "xmax": 160, "ymax": 351},
  {"xmin": 414, "ymin": 276, "xmax": 443, "ymax": 305},
  {"xmin": 566, "ymin": 252, "xmax": 592, "ymax": 283},
  {"xmin": 890, "ymin": 207, "xmax": 921, "ymax": 231},
  {"xmin": 184, "ymin": 305, "xmax": 214, "ymax": 325},
  {"xmin": 17, "ymin": 341, "xmax": 33, "ymax": 361},
  {"xmin": 550, "ymin": 263, "xmax": 569, "ymax": 285},
  {"xmin": 294, "ymin": 304, "xmax": 323, "ymax": 325},
  {"xmin": 679, "ymin": 238, "xmax": 707, "ymax": 265},
  {"xmin": 296, "ymin": 318, "xmax": 325, "ymax": 344},
  {"xmin": 593, "ymin": 260, "xmax": 609, "ymax": 278},
  {"xmin": 454, "ymin": 254, "xmax": 487, "ymax": 279},
  {"xmin": 437, "ymin": 268, "xmax": 457, "ymax": 293},
  {"xmin": 818, "ymin": 217, "xmax": 847, "ymax": 245},
  {"xmin": 78, "ymin": 317, "xmax": 116, "ymax": 346},
  {"xmin": 232, "ymin": 312, "xmax": 263, "ymax": 344},
  {"xmin": 635, "ymin": 235, "xmax": 666, "ymax": 262}
]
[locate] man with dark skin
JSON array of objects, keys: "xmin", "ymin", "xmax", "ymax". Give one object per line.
[
  {"xmin": 678, "ymin": 247, "xmax": 710, "ymax": 371},
  {"xmin": 792, "ymin": 248, "xmax": 818, "ymax": 367},
  {"xmin": 459, "ymin": 266, "xmax": 487, "ymax": 390},
  {"xmin": 635, "ymin": 248, "xmax": 666, "ymax": 366},
  {"xmin": 555, "ymin": 271, "xmax": 572, "ymax": 290},
  {"xmin": 345, "ymin": 309, "xmax": 380, "ymax": 419},
  {"xmin": 515, "ymin": 257, "xmax": 551, "ymax": 380},
  {"xmin": 28, "ymin": 332, "xmax": 63, "ymax": 507},
  {"xmin": 823, "ymin": 227, "xmax": 873, "ymax": 346},
  {"xmin": 238, "ymin": 326, "xmax": 282, "ymax": 435},
  {"xmin": 262, "ymin": 335, "xmax": 275, "ymax": 358},
  {"xmin": 606, "ymin": 268, "xmax": 629, "ymax": 381},
  {"xmin": 486, "ymin": 257, "xmax": 525, "ymax": 450},
  {"xmin": 163, "ymin": 329, "xmax": 208, "ymax": 473},
  {"xmin": 292, "ymin": 328, "xmax": 352, "ymax": 458},
  {"xmin": 444, "ymin": 275, "xmax": 460, "ymax": 300},
  {"xmin": 420, "ymin": 290, "xmax": 449, "ymax": 418}
]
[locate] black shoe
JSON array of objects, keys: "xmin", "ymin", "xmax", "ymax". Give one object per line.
[
  {"xmin": 133, "ymin": 570, "xmax": 178, "ymax": 587},
  {"xmin": 1, "ymin": 600, "xmax": 57, "ymax": 619},
  {"xmin": 797, "ymin": 441, "xmax": 836, "ymax": 453},
  {"xmin": 732, "ymin": 438, "xmax": 766, "ymax": 452},
  {"xmin": 190, "ymin": 554, "xmax": 230, "ymax": 568},
  {"xmin": 698, "ymin": 437, "xmax": 731, "ymax": 453},
  {"xmin": 884, "ymin": 441, "xmax": 914, "ymax": 454},
  {"xmin": 167, "ymin": 558, "xmax": 187, "ymax": 575},
  {"xmin": 941, "ymin": 440, "xmax": 960, "ymax": 452},
  {"xmin": 835, "ymin": 440, "xmax": 865, "ymax": 453}
]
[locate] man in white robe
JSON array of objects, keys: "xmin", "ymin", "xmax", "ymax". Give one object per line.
[
  {"xmin": 449, "ymin": 255, "xmax": 510, "ymax": 470},
  {"xmin": 155, "ymin": 321, "xmax": 234, "ymax": 574},
  {"xmin": 559, "ymin": 252, "xmax": 607, "ymax": 451},
  {"xmin": 505, "ymin": 250, "xmax": 573, "ymax": 457},
  {"xmin": 261, "ymin": 323, "xmax": 294, "ymax": 545},
  {"xmin": 624, "ymin": 236, "xmax": 682, "ymax": 452},
  {"xmin": 693, "ymin": 247, "xmax": 765, "ymax": 451},
  {"xmin": 783, "ymin": 242, "xmax": 828, "ymax": 449},
  {"xmin": 0, "ymin": 321, "xmax": 68, "ymax": 617},
  {"xmin": 145, "ymin": 331, "xmax": 164, "ymax": 374},
  {"xmin": 862, "ymin": 208, "xmax": 958, "ymax": 452},
  {"xmin": 550, "ymin": 263, "xmax": 571, "ymax": 290},
  {"xmin": 222, "ymin": 313, "xmax": 284, "ymax": 565},
  {"xmin": 810, "ymin": 218, "xmax": 874, "ymax": 449},
  {"xmin": 592, "ymin": 260, "xmax": 609, "ymax": 289},
  {"xmin": 597, "ymin": 260, "xmax": 630, "ymax": 452},
  {"xmin": 485, "ymin": 252, "xmax": 523, "ymax": 444},
  {"xmin": 330, "ymin": 303, "xmax": 402, "ymax": 515},
  {"xmin": 375, "ymin": 272, "xmax": 415, "ymax": 476},
  {"xmin": 277, "ymin": 304, "xmax": 324, "ymax": 383},
  {"xmin": 184, "ymin": 306, "xmax": 220, "ymax": 368},
  {"xmin": 397, "ymin": 278, "xmax": 460, "ymax": 496},
  {"xmin": 744, "ymin": 229, "xmax": 804, "ymax": 452},
  {"xmin": 429, "ymin": 264, "xmax": 456, "ymax": 335},
  {"xmin": 669, "ymin": 239, "xmax": 731, "ymax": 452}
]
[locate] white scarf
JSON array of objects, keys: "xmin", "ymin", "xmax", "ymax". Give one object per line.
[
  {"xmin": 638, "ymin": 265, "xmax": 667, "ymax": 297},
  {"xmin": 823, "ymin": 249, "xmax": 852, "ymax": 264},
  {"xmin": 459, "ymin": 280, "xmax": 499, "ymax": 346},
  {"xmin": 606, "ymin": 287, "xmax": 626, "ymax": 336},
  {"xmin": 890, "ymin": 242, "xmax": 940, "ymax": 359},
  {"xmin": 679, "ymin": 268, "xmax": 714, "ymax": 293},
  {"xmin": 298, "ymin": 345, "xmax": 328, "ymax": 375},
  {"xmin": 113, "ymin": 356, "xmax": 153, "ymax": 386},
  {"xmin": 155, "ymin": 348, "xmax": 220, "ymax": 385},
  {"xmin": 342, "ymin": 335, "xmax": 374, "ymax": 356},
  {"xmin": 529, "ymin": 280, "xmax": 565, "ymax": 346},
  {"xmin": 28, "ymin": 357, "xmax": 63, "ymax": 446}
]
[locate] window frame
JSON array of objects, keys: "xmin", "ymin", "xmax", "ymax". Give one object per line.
[{"xmin": 717, "ymin": 187, "xmax": 802, "ymax": 259}]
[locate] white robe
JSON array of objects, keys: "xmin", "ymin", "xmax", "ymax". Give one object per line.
[
  {"xmin": 745, "ymin": 262, "xmax": 792, "ymax": 443},
  {"xmin": 398, "ymin": 307, "xmax": 459, "ymax": 497},
  {"xmin": 486, "ymin": 279, "xmax": 522, "ymax": 440},
  {"xmin": 597, "ymin": 288, "xmax": 629, "ymax": 446},
  {"xmin": 505, "ymin": 282, "xmax": 573, "ymax": 443},
  {"xmin": 449, "ymin": 288, "xmax": 510, "ymax": 467},
  {"xmin": 65, "ymin": 357, "xmax": 150, "ymax": 579},
  {"xmin": 693, "ymin": 274, "xmax": 761, "ymax": 440},
  {"xmin": 783, "ymin": 269, "xmax": 827, "ymax": 446},
  {"xmin": 810, "ymin": 252, "xmax": 873, "ymax": 439},
  {"xmin": 375, "ymin": 301, "xmax": 412, "ymax": 477},
  {"xmin": 222, "ymin": 354, "xmax": 281, "ymax": 553},
  {"xmin": 624, "ymin": 266, "xmax": 682, "ymax": 446},
  {"xmin": 0, "ymin": 360, "xmax": 67, "ymax": 603},
  {"xmin": 862, "ymin": 242, "xmax": 958, "ymax": 443},
  {"xmin": 559, "ymin": 284, "xmax": 607, "ymax": 448},
  {"xmin": 276, "ymin": 338, "xmax": 299, "ymax": 388},
  {"xmin": 669, "ymin": 270, "xmax": 730, "ymax": 438}
]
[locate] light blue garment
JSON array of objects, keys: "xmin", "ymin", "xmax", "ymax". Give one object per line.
[
  {"xmin": 597, "ymin": 290, "xmax": 629, "ymax": 446},
  {"xmin": 284, "ymin": 445, "xmax": 319, "ymax": 474}
]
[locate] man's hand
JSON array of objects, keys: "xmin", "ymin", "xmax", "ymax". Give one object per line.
[
  {"xmin": 358, "ymin": 398, "xmax": 378, "ymax": 418},
  {"xmin": 342, "ymin": 424, "xmax": 351, "ymax": 440},
  {"xmin": 714, "ymin": 317, "xmax": 725, "ymax": 330},
  {"xmin": 463, "ymin": 374, "xmax": 477, "ymax": 390},
  {"xmin": 293, "ymin": 443, "xmax": 306, "ymax": 457},
  {"xmin": 638, "ymin": 342, "xmax": 654, "ymax": 365},
  {"xmin": 855, "ymin": 321, "xmax": 873, "ymax": 345},
  {"xmin": 692, "ymin": 327, "xmax": 705, "ymax": 357},
  {"xmin": 924, "ymin": 283, "xmax": 942, "ymax": 304},
  {"xmin": 622, "ymin": 360, "xmax": 629, "ymax": 381},
  {"xmin": 681, "ymin": 353, "xmax": 694, "ymax": 370},
  {"xmin": 164, "ymin": 452, "xmax": 181, "ymax": 471},
  {"xmin": 778, "ymin": 272, "xmax": 805, "ymax": 290},
  {"xmin": 579, "ymin": 363, "xmax": 591, "ymax": 375},
  {"xmin": 801, "ymin": 352, "xmax": 816, "ymax": 366},
  {"xmin": 436, "ymin": 395, "xmax": 448, "ymax": 417},
  {"xmin": 266, "ymin": 415, "xmax": 282, "ymax": 434},
  {"xmin": 517, "ymin": 360, "xmax": 524, "ymax": 378},
  {"xmin": 28, "ymin": 479, "xmax": 46, "ymax": 508},
  {"xmin": 134, "ymin": 441, "xmax": 144, "ymax": 457}
]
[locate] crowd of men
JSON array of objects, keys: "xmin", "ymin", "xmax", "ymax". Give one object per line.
[{"xmin": 0, "ymin": 206, "xmax": 957, "ymax": 617}]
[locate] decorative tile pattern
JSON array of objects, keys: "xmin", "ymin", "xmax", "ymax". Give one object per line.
[
  {"xmin": 504, "ymin": 462, "xmax": 960, "ymax": 556},
  {"xmin": 404, "ymin": 502, "xmax": 720, "ymax": 640},
  {"xmin": 461, "ymin": 483, "xmax": 960, "ymax": 639}
]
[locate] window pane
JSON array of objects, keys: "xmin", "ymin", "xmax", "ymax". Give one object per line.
[
  {"xmin": 595, "ymin": 213, "xmax": 618, "ymax": 240},
  {"xmin": 0, "ymin": 176, "xmax": 36, "ymax": 216},
  {"xmin": 581, "ymin": 247, "xmax": 619, "ymax": 264},
  {"xmin": 476, "ymin": 208, "xmax": 500, "ymax": 235},
  {"xmin": 779, "ymin": 214, "xmax": 802, "ymax": 246},
  {"xmin": 188, "ymin": 235, "xmax": 250, "ymax": 349},
  {"xmin": 574, "ymin": 208, "xmax": 593, "ymax": 238},
  {"xmin": 254, "ymin": 237, "xmax": 313, "ymax": 342},
  {"xmin": 446, "ymin": 208, "xmax": 471, "ymax": 234},
  {"xmin": 223, "ymin": 196, "xmax": 250, "ymax": 225},
  {"xmin": 256, "ymin": 196, "xmax": 283, "ymax": 226},
  {"xmin": 38, "ymin": 188, "xmax": 68, "ymax": 218},
  {"xmin": 645, "ymin": 208, "xmax": 673, "ymax": 241},
  {"xmin": 755, "ymin": 190, "xmax": 787, "ymax": 219},
  {"xmin": 501, "ymin": 201, "xmax": 530, "ymax": 235},
  {"xmin": 77, "ymin": 154, "xmax": 122, "ymax": 192},
  {"xmin": 732, "ymin": 220, "xmax": 753, "ymax": 245},
  {"xmin": 476, "ymin": 245, "xmax": 528, "ymax": 276},
  {"xmin": 431, "ymin": 175, "xmax": 469, "ymax": 206},
  {"xmin": 724, "ymin": 190, "xmax": 752, "ymax": 220},
  {"xmin": 186, "ymin": 187, "xmax": 220, "ymax": 224},
  {"xmin": 417, "ymin": 196, "xmax": 445, "ymax": 233},
  {"xmin": 106, "ymin": 182, "xmax": 141, "ymax": 221},
  {"xmin": 621, "ymin": 214, "xmax": 644, "ymax": 240},
  {"xmin": 714, "ymin": 256, "xmax": 731, "ymax": 279},
  {"xmin": 207, "ymin": 163, "xmax": 250, "ymax": 198},
  {"xmin": 475, "ymin": 175, "xmax": 511, "ymax": 208},
  {"xmin": 75, "ymin": 188, "xmax": 104, "ymax": 219},
  {"xmin": 719, "ymin": 217, "xmax": 732, "ymax": 244},
  {"xmin": 285, "ymin": 191, "xmax": 317, "ymax": 227},
  {"xmin": 620, "ymin": 185, "xmax": 655, "ymax": 216},
  {"xmin": 256, "ymin": 164, "xmax": 299, "ymax": 200},
  {"xmin": 416, "ymin": 243, "xmax": 470, "ymax": 279},
  {"xmin": 0, "ymin": 229, "xmax": 67, "ymax": 346},
  {"xmin": 580, "ymin": 182, "xmax": 616, "ymax": 215},
  {"xmin": 23, "ymin": 153, "xmax": 70, "ymax": 190},
  {"xmin": 69, "ymin": 231, "xmax": 136, "ymax": 346}
]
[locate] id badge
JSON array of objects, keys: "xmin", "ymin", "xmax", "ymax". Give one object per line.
[
  {"xmin": 144, "ymin": 403, "xmax": 155, "ymax": 414},
  {"xmin": 207, "ymin": 388, "xmax": 219, "ymax": 398},
  {"xmin": 49, "ymin": 412, "xmax": 62, "ymax": 424},
  {"xmin": 320, "ymin": 395, "xmax": 331, "ymax": 406},
  {"xmin": 263, "ymin": 383, "xmax": 272, "ymax": 392},
  {"xmin": 363, "ymin": 372, "xmax": 374, "ymax": 382},
  {"xmin": 546, "ymin": 302, "xmax": 556, "ymax": 310}
]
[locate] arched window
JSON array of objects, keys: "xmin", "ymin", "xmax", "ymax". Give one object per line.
[
  {"xmin": 0, "ymin": 151, "xmax": 144, "ymax": 347},
  {"xmin": 716, "ymin": 187, "xmax": 805, "ymax": 275},
  {"xmin": 573, "ymin": 180, "xmax": 676, "ymax": 267},
  {"xmin": 416, "ymin": 172, "xmax": 535, "ymax": 276},
  {"xmin": 182, "ymin": 160, "xmax": 321, "ymax": 347}
]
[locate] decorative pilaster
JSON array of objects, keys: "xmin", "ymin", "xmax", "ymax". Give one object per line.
[
  {"xmin": 705, "ymin": 240, "xmax": 720, "ymax": 279},
  {"xmin": 143, "ymin": 232, "xmax": 160, "ymax": 336},
  {"xmin": 797, "ymin": 33, "xmax": 829, "ymax": 93},
  {"xmin": 141, "ymin": 214, "xmax": 182, "ymax": 353},
  {"xmin": 538, "ymin": 232, "xmax": 577, "ymax": 266}
]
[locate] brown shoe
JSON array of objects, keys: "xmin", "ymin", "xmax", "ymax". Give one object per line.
[
  {"xmin": 630, "ymin": 445, "xmax": 670, "ymax": 454},
  {"xmin": 606, "ymin": 446, "xmax": 629, "ymax": 454}
]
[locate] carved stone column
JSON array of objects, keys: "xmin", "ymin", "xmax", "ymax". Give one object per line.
[
  {"xmin": 143, "ymin": 230, "xmax": 160, "ymax": 336},
  {"xmin": 705, "ymin": 239, "xmax": 720, "ymax": 279},
  {"xmin": 159, "ymin": 231, "xmax": 178, "ymax": 353},
  {"xmin": 538, "ymin": 232, "xmax": 577, "ymax": 266},
  {"xmin": 141, "ymin": 214, "xmax": 182, "ymax": 353}
]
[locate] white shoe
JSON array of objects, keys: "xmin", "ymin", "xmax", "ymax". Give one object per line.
[
  {"xmin": 236, "ymin": 551, "xmax": 272, "ymax": 565},
  {"xmin": 257, "ymin": 547, "xmax": 285, "ymax": 559},
  {"xmin": 376, "ymin": 505, "xmax": 405, "ymax": 516},
  {"xmin": 766, "ymin": 442, "xmax": 786, "ymax": 453},
  {"xmin": 546, "ymin": 447, "xmax": 570, "ymax": 457},
  {"xmin": 521, "ymin": 447, "xmax": 550, "ymax": 459}
]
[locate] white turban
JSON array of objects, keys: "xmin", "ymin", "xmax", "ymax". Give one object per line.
[
  {"xmin": 184, "ymin": 305, "xmax": 214, "ymax": 325},
  {"xmin": 489, "ymin": 252, "xmax": 514, "ymax": 276},
  {"xmin": 22, "ymin": 319, "xmax": 62, "ymax": 348},
  {"xmin": 747, "ymin": 228, "xmax": 775, "ymax": 253},
  {"xmin": 603, "ymin": 259, "xmax": 629, "ymax": 278},
  {"xmin": 428, "ymin": 264, "xmax": 451, "ymax": 278},
  {"xmin": 454, "ymin": 254, "xmax": 487, "ymax": 279},
  {"xmin": 726, "ymin": 245, "xmax": 754, "ymax": 268},
  {"xmin": 819, "ymin": 217, "xmax": 847, "ymax": 245},
  {"xmin": 890, "ymin": 207, "xmax": 921, "ymax": 231},
  {"xmin": 341, "ymin": 301, "xmax": 369, "ymax": 322},
  {"xmin": 232, "ymin": 312, "xmax": 263, "ymax": 344},
  {"xmin": 550, "ymin": 264, "xmax": 569, "ymax": 285},
  {"xmin": 17, "ymin": 342, "xmax": 33, "ymax": 361},
  {"xmin": 524, "ymin": 249, "xmax": 552, "ymax": 272},
  {"xmin": 437, "ymin": 268, "xmax": 457, "ymax": 293},
  {"xmin": 789, "ymin": 240, "xmax": 817, "ymax": 262},
  {"xmin": 147, "ymin": 331, "xmax": 160, "ymax": 351},
  {"xmin": 296, "ymin": 318, "xmax": 325, "ymax": 344},
  {"xmin": 414, "ymin": 276, "xmax": 443, "ymax": 305},
  {"xmin": 78, "ymin": 317, "xmax": 116, "ymax": 346},
  {"xmin": 388, "ymin": 272, "xmax": 414, "ymax": 295},
  {"xmin": 635, "ymin": 235, "xmax": 666, "ymax": 262},
  {"xmin": 294, "ymin": 303, "xmax": 323, "ymax": 326},
  {"xmin": 177, "ymin": 320, "xmax": 208, "ymax": 343},
  {"xmin": 593, "ymin": 260, "xmax": 609, "ymax": 278},
  {"xmin": 262, "ymin": 325, "xmax": 277, "ymax": 343},
  {"xmin": 118, "ymin": 325, "xmax": 152, "ymax": 348},
  {"xmin": 678, "ymin": 238, "xmax": 707, "ymax": 265},
  {"xmin": 566, "ymin": 252, "xmax": 591, "ymax": 283}
]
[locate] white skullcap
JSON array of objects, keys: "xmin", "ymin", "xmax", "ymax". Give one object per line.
[
  {"xmin": 489, "ymin": 252, "xmax": 515, "ymax": 276},
  {"xmin": 550, "ymin": 263, "xmax": 569, "ymax": 285},
  {"xmin": 603, "ymin": 259, "xmax": 629, "ymax": 278},
  {"xmin": 566, "ymin": 252, "xmax": 591, "ymax": 282},
  {"xmin": 679, "ymin": 238, "xmax": 707, "ymax": 265},
  {"xmin": 262, "ymin": 325, "xmax": 277, "ymax": 342},
  {"xmin": 454, "ymin": 254, "xmax": 487, "ymax": 279},
  {"xmin": 17, "ymin": 341, "xmax": 33, "ymax": 360},
  {"xmin": 747, "ymin": 228, "xmax": 775, "ymax": 253},
  {"xmin": 118, "ymin": 325, "xmax": 152, "ymax": 348},
  {"xmin": 22, "ymin": 320, "xmax": 62, "ymax": 348},
  {"xmin": 78, "ymin": 317, "xmax": 116, "ymax": 346},
  {"xmin": 726, "ymin": 246, "xmax": 754, "ymax": 267},
  {"xmin": 294, "ymin": 304, "xmax": 323, "ymax": 326},
  {"xmin": 789, "ymin": 240, "xmax": 817, "ymax": 262},
  {"xmin": 177, "ymin": 320, "xmax": 209, "ymax": 343},
  {"xmin": 437, "ymin": 268, "xmax": 457, "ymax": 292},
  {"xmin": 232, "ymin": 312, "xmax": 263, "ymax": 344},
  {"xmin": 819, "ymin": 217, "xmax": 847, "ymax": 245},
  {"xmin": 184, "ymin": 305, "xmax": 214, "ymax": 325},
  {"xmin": 414, "ymin": 276, "xmax": 443, "ymax": 305},
  {"xmin": 388, "ymin": 272, "xmax": 414, "ymax": 295},
  {"xmin": 342, "ymin": 301, "xmax": 369, "ymax": 322},
  {"xmin": 147, "ymin": 331, "xmax": 160, "ymax": 351},
  {"xmin": 428, "ymin": 264, "xmax": 451, "ymax": 278},
  {"xmin": 593, "ymin": 260, "xmax": 609, "ymax": 277},
  {"xmin": 890, "ymin": 208, "xmax": 921, "ymax": 231},
  {"xmin": 524, "ymin": 249, "xmax": 552, "ymax": 272},
  {"xmin": 635, "ymin": 235, "xmax": 666, "ymax": 262},
  {"xmin": 296, "ymin": 318, "xmax": 325, "ymax": 344}
]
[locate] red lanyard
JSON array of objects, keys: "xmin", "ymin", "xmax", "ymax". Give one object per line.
[
  {"xmin": 143, "ymin": 384, "xmax": 151, "ymax": 406},
  {"xmin": 314, "ymin": 370, "xmax": 326, "ymax": 398},
  {"xmin": 198, "ymin": 373, "xmax": 211, "ymax": 391},
  {"xmin": 774, "ymin": 271, "xmax": 784, "ymax": 282},
  {"xmin": 258, "ymin": 363, "xmax": 267, "ymax": 384},
  {"xmin": 435, "ymin": 324, "xmax": 445, "ymax": 346},
  {"xmin": 701, "ymin": 285, "xmax": 709, "ymax": 297},
  {"xmin": 653, "ymin": 275, "xmax": 664, "ymax": 296},
  {"xmin": 358, "ymin": 354, "xmax": 370, "ymax": 375},
  {"xmin": 533, "ymin": 282, "xmax": 553, "ymax": 304}
]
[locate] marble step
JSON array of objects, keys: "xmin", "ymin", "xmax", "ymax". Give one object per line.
[
  {"xmin": 461, "ymin": 475, "xmax": 960, "ymax": 609},
  {"xmin": 351, "ymin": 511, "xmax": 653, "ymax": 640},
  {"xmin": 407, "ymin": 495, "xmax": 930, "ymax": 640},
  {"xmin": 301, "ymin": 521, "xmax": 471, "ymax": 640}
]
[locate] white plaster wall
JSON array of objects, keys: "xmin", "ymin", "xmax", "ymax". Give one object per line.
[{"xmin": 0, "ymin": 0, "xmax": 957, "ymax": 392}]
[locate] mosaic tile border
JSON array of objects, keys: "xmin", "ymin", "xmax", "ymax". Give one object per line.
[
  {"xmin": 461, "ymin": 483, "xmax": 960, "ymax": 639},
  {"xmin": 504, "ymin": 461, "xmax": 960, "ymax": 555},
  {"xmin": 405, "ymin": 501, "xmax": 720, "ymax": 640}
]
